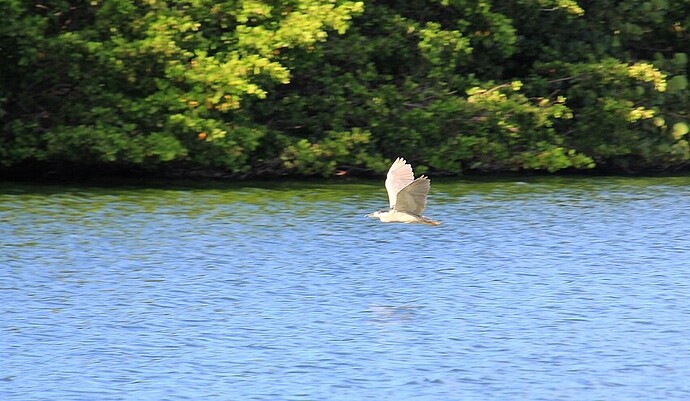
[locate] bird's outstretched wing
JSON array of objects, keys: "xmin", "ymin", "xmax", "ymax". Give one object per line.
[
  {"xmin": 385, "ymin": 157, "xmax": 414, "ymax": 209},
  {"xmin": 394, "ymin": 176, "xmax": 430, "ymax": 215}
]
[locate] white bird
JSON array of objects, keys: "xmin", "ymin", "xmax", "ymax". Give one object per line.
[{"xmin": 366, "ymin": 157, "xmax": 440, "ymax": 225}]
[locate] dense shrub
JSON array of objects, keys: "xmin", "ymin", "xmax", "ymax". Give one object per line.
[{"xmin": 1, "ymin": 0, "xmax": 688, "ymax": 177}]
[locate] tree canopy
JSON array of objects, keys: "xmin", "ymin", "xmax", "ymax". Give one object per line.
[{"xmin": 1, "ymin": 0, "xmax": 688, "ymax": 178}]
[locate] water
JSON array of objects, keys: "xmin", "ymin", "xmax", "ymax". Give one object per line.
[{"xmin": 2, "ymin": 176, "xmax": 690, "ymax": 400}]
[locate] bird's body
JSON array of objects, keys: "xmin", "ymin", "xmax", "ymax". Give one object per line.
[
  {"xmin": 367, "ymin": 157, "xmax": 440, "ymax": 225},
  {"xmin": 368, "ymin": 209, "xmax": 440, "ymax": 225}
]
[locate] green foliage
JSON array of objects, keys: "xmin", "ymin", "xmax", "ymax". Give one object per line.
[
  {"xmin": 280, "ymin": 128, "xmax": 373, "ymax": 176},
  {"xmin": 1, "ymin": 0, "xmax": 363, "ymax": 172},
  {"xmin": 1, "ymin": 0, "xmax": 689, "ymax": 177}
]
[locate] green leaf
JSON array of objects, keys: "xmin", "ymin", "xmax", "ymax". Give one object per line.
[
  {"xmin": 672, "ymin": 123, "xmax": 689, "ymax": 140},
  {"xmin": 672, "ymin": 53, "xmax": 688, "ymax": 67},
  {"xmin": 667, "ymin": 75, "xmax": 688, "ymax": 93}
]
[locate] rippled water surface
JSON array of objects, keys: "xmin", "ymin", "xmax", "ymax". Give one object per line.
[{"xmin": 2, "ymin": 176, "xmax": 690, "ymax": 400}]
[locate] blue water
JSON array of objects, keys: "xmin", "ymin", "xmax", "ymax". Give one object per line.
[{"xmin": 2, "ymin": 177, "xmax": 690, "ymax": 400}]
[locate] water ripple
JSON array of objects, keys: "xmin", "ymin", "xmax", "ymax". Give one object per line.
[{"xmin": 1, "ymin": 177, "xmax": 690, "ymax": 400}]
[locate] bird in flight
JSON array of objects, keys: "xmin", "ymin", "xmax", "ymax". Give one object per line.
[{"xmin": 366, "ymin": 157, "xmax": 440, "ymax": 225}]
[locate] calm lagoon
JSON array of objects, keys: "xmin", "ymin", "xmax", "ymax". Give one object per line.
[{"xmin": 2, "ymin": 176, "xmax": 690, "ymax": 400}]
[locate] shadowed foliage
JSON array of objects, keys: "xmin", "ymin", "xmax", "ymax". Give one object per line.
[{"xmin": 1, "ymin": 0, "xmax": 688, "ymax": 177}]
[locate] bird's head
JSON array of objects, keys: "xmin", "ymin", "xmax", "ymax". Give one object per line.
[{"xmin": 366, "ymin": 210, "xmax": 388, "ymax": 219}]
